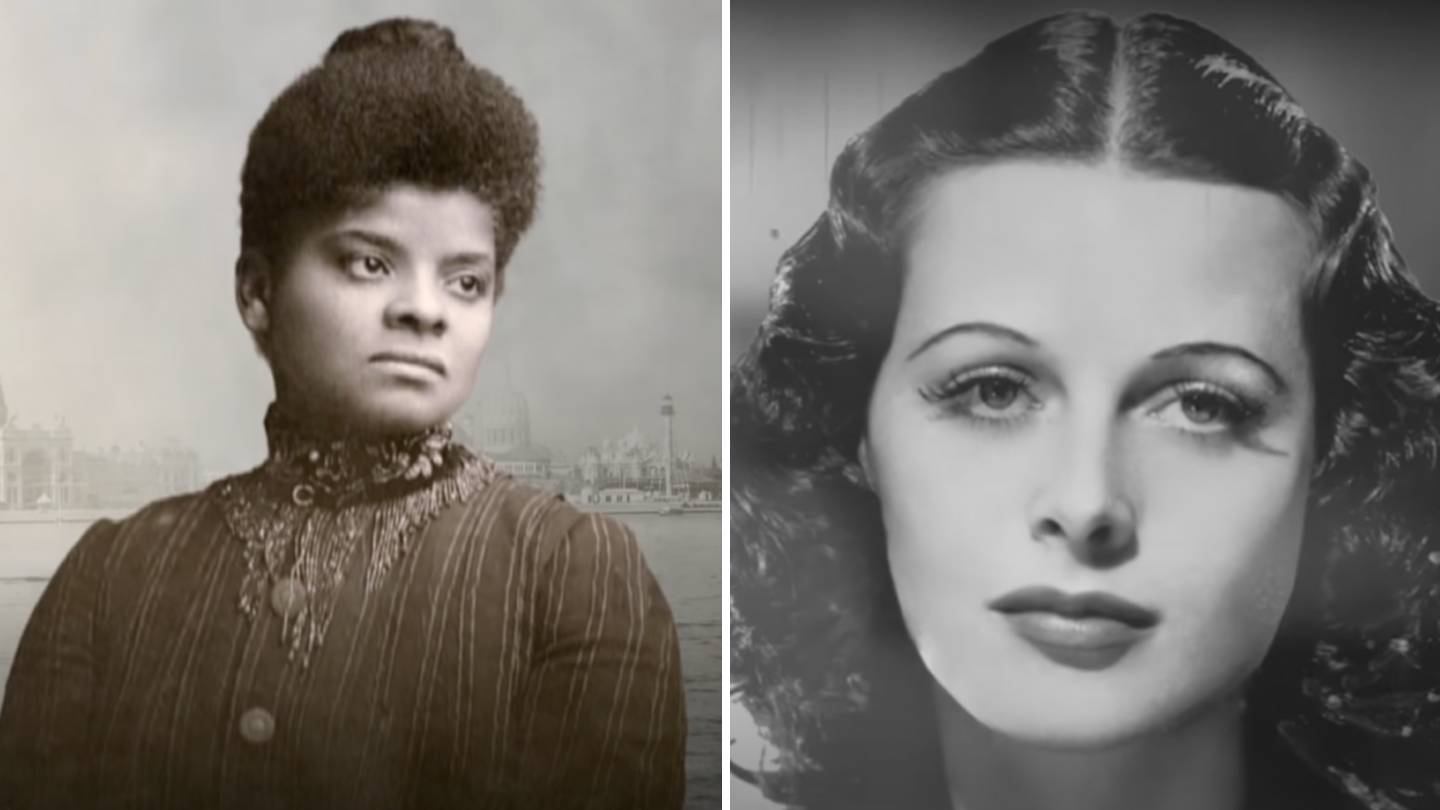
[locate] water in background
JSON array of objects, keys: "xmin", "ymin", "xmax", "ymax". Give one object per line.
[
  {"xmin": 0, "ymin": 511, "xmax": 721, "ymax": 809},
  {"xmin": 630, "ymin": 513, "xmax": 722, "ymax": 810},
  {"xmin": 0, "ymin": 518, "xmax": 74, "ymax": 689}
]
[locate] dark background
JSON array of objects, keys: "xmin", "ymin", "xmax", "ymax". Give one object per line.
[
  {"xmin": 731, "ymin": 0, "xmax": 1440, "ymax": 360},
  {"xmin": 729, "ymin": 5, "xmax": 1440, "ymax": 802}
]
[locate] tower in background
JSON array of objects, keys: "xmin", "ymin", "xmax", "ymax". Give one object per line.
[{"xmin": 660, "ymin": 394, "xmax": 675, "ymax": 498}]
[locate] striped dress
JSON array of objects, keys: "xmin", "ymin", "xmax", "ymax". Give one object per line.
[{"xmin": 0, "ymin": 475, "xmax": 686, "ymax": 808}]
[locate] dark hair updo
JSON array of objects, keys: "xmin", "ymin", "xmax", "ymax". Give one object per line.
[{"xmin": 240, "ymin": 17, "xmax": 541, "ymax": 291}]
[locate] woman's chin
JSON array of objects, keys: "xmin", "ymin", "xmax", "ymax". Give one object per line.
[
  {"xmin": 364, "ymin": 404, "xmax": 456, "ymax": 435},
  {"xmin": 986, "ymin": 716, "xmax": 1160, "ymax": 752},
  {"xmin": 325, "ymin": 392, "xmax": 461, "ymax": 437},
  {"xmin": 941, "ymin": 681, "xmax": 1193, "ymax": 753}
]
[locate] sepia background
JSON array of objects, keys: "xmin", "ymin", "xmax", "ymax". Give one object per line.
[
  {"xmin": 731, "ymin": 0, "xmax": 1440, "ymax": 806},
  {"xmin": 0, "ymin": 0, "xmax": 720, "ymax": 807}
]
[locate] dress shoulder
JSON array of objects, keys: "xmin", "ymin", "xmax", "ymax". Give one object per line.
[
  {"xmin": 462, "ymin": 477, "xmax": 591, "ymax": 542},
  {"xmin": 122, "ymin": 489, "xmax": 211, "ymax": 526},
  {"xmin": 75, "ymin": 489, "xmax": 215, "ymax": 539},
  {"xmin": 462, "ymin": 479, "xmax": 657, "ymax": 601}
]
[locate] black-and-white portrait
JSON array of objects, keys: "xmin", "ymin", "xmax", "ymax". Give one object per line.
[
  {"xmin": 731, "ymin": 1, "xmax": 1440, "ymax": 809},
  {"xmin": 0, "ymin": 2, "xmax": 719, "ymax": 808}
]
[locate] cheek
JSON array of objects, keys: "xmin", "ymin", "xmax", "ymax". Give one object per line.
[
  {"xmin": 271, "ymin": 279, "xmax": 359, "ymax": 346},
  {"xmin": 443, "ymin": 306, "xmax": 495, "ymax": 389},
  {"xmin": 1139, "ymin": 450, "xmax": 1309, "ymax": 658},
  {"xmin": 868, "ymin": 403, "xmax": 1038, "ymax": 636},
  {"xmin": 452, "ymin": 307, "xmax": 494, "ymax": 360}
]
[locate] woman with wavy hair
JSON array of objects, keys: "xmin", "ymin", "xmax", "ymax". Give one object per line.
[{"xmin": 732, "ymin": 10, "xmax": 1440, "ymax": 810}]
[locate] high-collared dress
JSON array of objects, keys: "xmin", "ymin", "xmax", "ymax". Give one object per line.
[{"xmin": 0, "ymin": 411, "xmax": 687, "ymax": 808}]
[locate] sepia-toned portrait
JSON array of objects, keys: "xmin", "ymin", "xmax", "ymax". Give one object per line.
[{"xmin": 0, "ymin": 2, "xmax": 720, "ymax": 808}]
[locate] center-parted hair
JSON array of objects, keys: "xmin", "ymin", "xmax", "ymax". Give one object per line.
[
  {"xmin": 732, "ymin": 11, "xmax": 1440, "ymax": 808},
  {"xmin": 240, "ymin": 17, "xmax": 541, "ymax": 290}
]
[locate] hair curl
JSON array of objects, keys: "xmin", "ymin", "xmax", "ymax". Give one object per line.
[
  {"xmin": 731, "ymin": 11, "xmax": 1440, "ymax": 809},
  {"xmin": 240, "ymin": 17, "xmax": 541, "ymax": 291}
]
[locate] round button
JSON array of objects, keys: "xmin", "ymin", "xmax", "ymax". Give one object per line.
[
  {"xmin": 291, "ymin": 483, "xmax": 315, "ymax": 506},
  {"xmin": 239, "ymin": 707, "xmax": 275, "ymax": 744},
  {"xmin": 270, "ymin": 578, "xmax": 307, "ymax": 619}
]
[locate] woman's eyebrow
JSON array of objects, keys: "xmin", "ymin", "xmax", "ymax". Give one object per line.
[
  {"xmin": 327, "ymin": 230, "xmax": 493, "ymax": 268},
  {"xmin": 1149, "ymin": 342, "xmax": 1290, "ymax": 393},
  {"xmin": 442, "ymin": 251, "xmax": 494, "ymax": 269},
  {"xmin": 905, "ymin": 321, "xmax": 1036, "ymax": 362},
  {"xmin": 329, "ymin": 228, "xmax": 405, "ymax": 256}
]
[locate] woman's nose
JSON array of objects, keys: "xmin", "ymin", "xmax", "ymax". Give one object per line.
[
  {"xmin": 1027, "ymin": 423, "xmax": 1138, "ymax": 568},
  {"xmin": 383, "ymin": 274, "xmax": 447, "ymax": 336}
]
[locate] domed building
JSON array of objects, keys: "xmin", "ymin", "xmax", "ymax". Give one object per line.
[
  {"xmin": 457, "ymin": 381, "xmax": 554, "ymax": 487},
  {"xmin": 474, "ymin": 386, "xmax": 530, "ymax": 454}
]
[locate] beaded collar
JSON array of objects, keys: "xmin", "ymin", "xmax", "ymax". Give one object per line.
[
  {"xmin": 212, "ymin": 404, "xmax": 500, "ymax": 666},
  {"xmin": 254, "ymin": 404, "xmax": 477, "ymax": 508}
]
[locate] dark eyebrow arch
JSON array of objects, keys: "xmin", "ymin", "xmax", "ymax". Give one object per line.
[
  {"xmin": 1149, "ymin": 342, "xmax": 1290, "ymax": 394},
  {"xmin": 443, "ymin": 252, "xmax": 494, "ymax": 270},
  {"xmin": 329, "ymin": 228, "xmax": 405, "ymax": 256},
  {"xmin": 906, "ymin": 321, "xmax": 1037, "ymax": 361},
  {"xmin": 329, "ymin": 230, "xmax": 494, "ymax": 269}
]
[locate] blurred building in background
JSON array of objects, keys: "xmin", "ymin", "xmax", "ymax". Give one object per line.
[
  {"xmin": 0, "ymin": 380, "xmax": 199, "ymax": 510},
  {"xmin": 457, "ymin": 380, "xmax": 556, "ymax": 489},
  {"xmin": 0, "ymin": 375, "xmax": 711, "ymax": 513},
  {"xmin": 459, "ymin": 382, "xmax": 719, "ymax": 506}
]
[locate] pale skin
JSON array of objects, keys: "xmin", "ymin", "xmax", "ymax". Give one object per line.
[
  {"xmin": 860, "ymin": 161, "xmax": 1318, "ymax": 810},
  {"xmin": 236, "ymin": 183, "xmax": 498, "ymax": 437}
]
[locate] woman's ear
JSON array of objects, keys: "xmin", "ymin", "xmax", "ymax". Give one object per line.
[
  {"xmin": 235, "ymin": 249, "xmax": 273, "ymax": 336},
  {"xmin": 849, "ymin": 436, "xmax": 875, "ymax": 491}
]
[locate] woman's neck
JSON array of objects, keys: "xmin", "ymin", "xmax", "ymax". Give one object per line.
[
  {"xmin": 937, "ymin": 684, "xmax": 1246, "ymax": 810},
  {"xmin": 268, "ymin": 394, "xmax": 436, "ymax": 442}
]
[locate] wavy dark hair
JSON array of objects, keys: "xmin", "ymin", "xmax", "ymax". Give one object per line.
[{"xmin": 731, "ymin": 11, "xmax": 1440, "ymax": 809}]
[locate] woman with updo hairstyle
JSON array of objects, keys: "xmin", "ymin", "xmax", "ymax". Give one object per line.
[
  {"xmin": 732, "ymin": 10, "xmax": 1440, "ymax": 810},
  {"xmin": 0, "ymin": 18, "xmax": 685, "ymax": 810}
]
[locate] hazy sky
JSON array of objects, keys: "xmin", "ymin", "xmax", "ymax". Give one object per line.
[
  {"xmin": 732, "ymin": 0, "xmax": 1440, "ymax": 360},
  {"xmin": 0, "ymin": 0, "xmax": 720, "ymax": 480}
]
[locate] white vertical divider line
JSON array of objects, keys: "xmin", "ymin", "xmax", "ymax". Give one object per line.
[{"xmin": 720, "ymin": 0, "xmax": 734, "ymax": 808}]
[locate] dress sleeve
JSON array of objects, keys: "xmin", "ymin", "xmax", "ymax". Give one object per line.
[
  {"xmin": 0, "ymin": 518, "xmax": 114, "ymax": 808},
  {"xmin": 517, "ymin": 512, "xmax": 687, "ymax": 809}
]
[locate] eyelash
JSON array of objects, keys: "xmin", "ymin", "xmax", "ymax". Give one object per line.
[
  {"xmin": 340, "ymin": 252, "xmax": 389, "ymax": 279},
  {"xmin": 917, "ymin": 367, "xmax": 1268, "ymax": 440},
  {"xmin": 338, "ymin": 253, "xmax": 490, "ymax": 299},
  {"xmin": 1148, "ymin": 381, "xmax": 1266, "ymax": 439},
  {"xmin": 450, "ymin": 274, "xmax": 489, "ymax": 299},
  {"xmin": 919, "ymin": 366, "xmax": 1038, "ymax": 427}
]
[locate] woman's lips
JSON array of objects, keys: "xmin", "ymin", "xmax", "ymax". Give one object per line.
[
  {"xmin": 989, "ymin": 586, "xmax": 1160, "ymax": 670},
  {"xmin": 370, "ymin": 352, "xmax": 447, "ymax": 376}
]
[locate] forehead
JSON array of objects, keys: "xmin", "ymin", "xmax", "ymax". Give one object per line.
[
  {"xmin": 328, "ymin": 184, "xmax": 495, "ymax": 244},
  {"xmin": 281, "ymin": 184, "xmax": 495, "ymax": 263},
  {"xmin": 899, "ymin": 162, "xmax": 1315, "ymax": 360}
]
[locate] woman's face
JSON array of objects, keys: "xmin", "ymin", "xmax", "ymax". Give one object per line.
[
  {"xmin": 863, "ymin": 162, "xmax": 1317, "ymax": 748},
  {"xmin": 247, "ymin": 184, "xmax": 497, "ymax": 435}
]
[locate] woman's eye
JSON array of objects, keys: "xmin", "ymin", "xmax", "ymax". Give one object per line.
[
  {"xmin": 920, "ymin": 369, "xmax": 1038, "ymax": 422},
  {"xmin": 1149, "ymin": 384, "xmax": 1259, "ymax": 434},
  {"xmin": 450, "ymin": 274, "xmax": 489, "ymax": 298},
  {"xmin": 342, "ymin": 254, "xmax": 388, "ymax": 278},
  {"xmin": 976, "ymin": 378, "xmax": 1020, "ymax": 410},
  {"xmin": 1180, "ymin": 392, "xmax": 1225, "ymax": 425}
]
